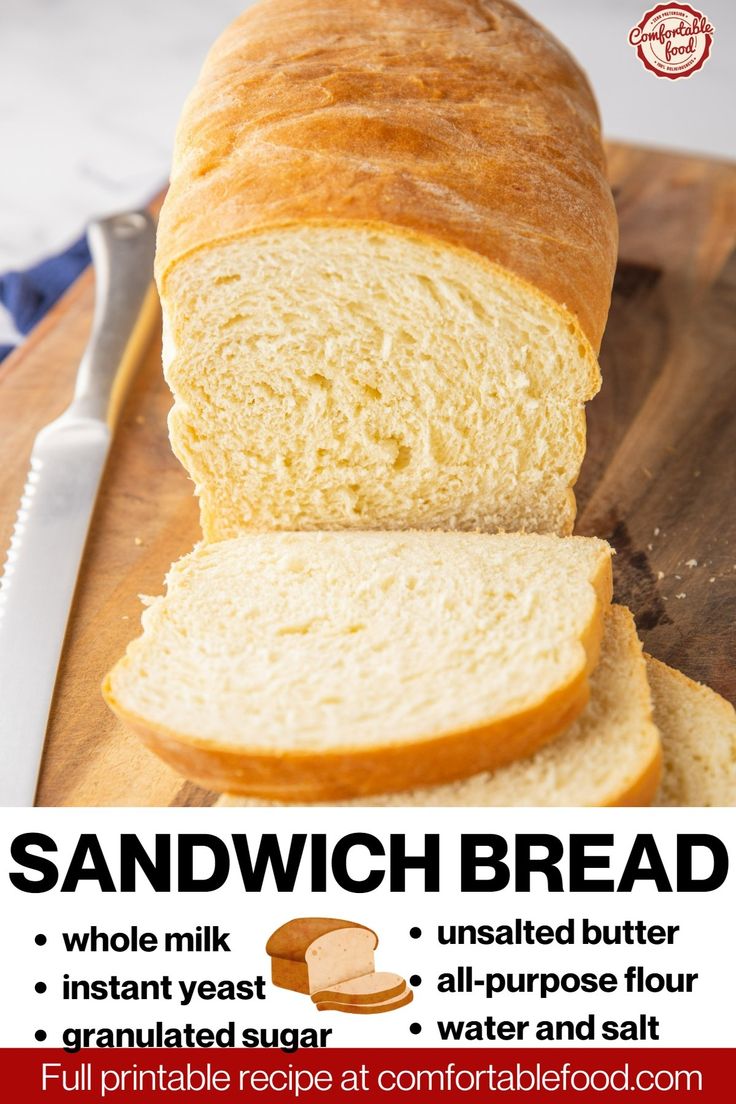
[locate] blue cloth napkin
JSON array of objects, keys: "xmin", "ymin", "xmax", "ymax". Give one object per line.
[{"xmin": 0, "ymin": 234, "xmax": 91, "ymax": 361}]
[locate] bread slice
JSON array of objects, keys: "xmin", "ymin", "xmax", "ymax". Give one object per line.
[
  {"xmin": 103, "ymin": 531, "xmax": 612, "ymax": 801},
  {"xmin": 156, "ymin": 0, "xmax": 617, "ymax": 539},
  {"xmin": 649, "ymin": 658, "xmax": 736, "ymax": 807},
  {"xmin": 266, "ymin": 918, "xmax": 377, "ymax": 995},
  {"xmin": 217, "ymin": 605, "xmax": 662, "ymax": 808},
  {"xmin": 311, "ymin": 972, "xmax": 407, "ymax": 1006},
  {"xmin": 314, "ymin": 990, "xmax": 414, "ymax": 1015}
]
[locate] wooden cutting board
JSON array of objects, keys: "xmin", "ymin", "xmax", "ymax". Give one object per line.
[{"xmin": 1, "ymin": 141, "xmax": 734, "ymax": 807}]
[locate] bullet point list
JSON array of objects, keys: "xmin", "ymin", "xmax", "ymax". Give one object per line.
[
  {"xmin": 34, "ymin": 982, "xmax": 47, "ymax": 994},
  {"xmin": 34, "ymin": 1030, "xmax": 46, "ymax": 1042},
  {"xmin": 409, "ymin": 1022, "xmax": 422, "ymax": 1035},
  {"xmin": 409, "ymin": 974, "xmax": 422, "ymax": 987},
  {"xmin": 34, "ymin": 934, "xmax": 47, "ymax": 946},
  {"xmin": 409, "ymin": 927, "xmax": 422, "ymax": 939}
]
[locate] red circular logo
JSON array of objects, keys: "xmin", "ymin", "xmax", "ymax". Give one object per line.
[{"xmin": 629, "ymin": 4, "xmax": 714, "ymax": 79}]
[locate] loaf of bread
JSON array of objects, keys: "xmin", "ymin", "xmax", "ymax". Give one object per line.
[
  {"xmin": 218, "ymin": 605, "xmax": 663, "ymax": 807},
  {"xmin": 649, "ymin": 658, "xmax": 736, "ymax": 807},
  {"xmin": 156, "ymin": 0, "xmax": 617, "ymax": 539},
  {"xmin": 266, "ymin": 918, "xmax": 377, "ymax": 994},
  {"xmin": 311, "ymin": 972, "xmax": 407, "ymax": 1005},
  {"xmin": 103, "ymin": 531, "xmax": 612, "ymax": 800}
]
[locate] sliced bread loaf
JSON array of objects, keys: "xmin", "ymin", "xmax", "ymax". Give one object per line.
[
  {"xmin": 649, "ymin": 658, "xmax": 736, "ymax": 807},
  {"xmin": 217, "ymin": 605, "xmax": 662, "ymax": 807},
  {"xmin": 103, "ymin": 531, "xmax": 612, "ymax": 801},
  {"xmin": 311, "ymin": 972, "xmax": 407, "ymax": 1006},
  {"xmin": 157, "ymin": 0, "xmax": 617, "ymax": 539},
  {"xmin": 266, "ymin": 919, "xmax": 378, "ymax": 995}
]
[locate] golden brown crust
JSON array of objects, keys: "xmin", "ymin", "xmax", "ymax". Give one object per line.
[
  {"xmin": 103, "ymin": 663, "xmax": 589, "ymax": 801},
  {"xmin": 269, "ymin": 958, "xmax": 310, "ymax": 995},
  {"xmin": 215, "ymin": 723, "xmax": 663, "ymax": 807},
  {"xmin": 266, "ymin": 918, "xmax": 376, "ymax": 960},
  {"xmin": 156, "ymin": 0, "xmax": 617, "ymax": 350}
]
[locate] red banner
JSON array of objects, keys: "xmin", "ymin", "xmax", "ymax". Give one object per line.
[{"xmin": 2, "ymin": 1048, "xmax": 732, "ymax": 1101}]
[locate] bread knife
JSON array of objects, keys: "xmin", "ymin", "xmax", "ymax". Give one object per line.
[{"xmin": 0, "ymin": 211, "xmax": 157, "ymax": 806}]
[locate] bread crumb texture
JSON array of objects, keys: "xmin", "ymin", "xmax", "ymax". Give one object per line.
[
  {"xmin": 107, "ymin": 531, "xmax": 610, "ymax": 752},
  {"xmin": 163, "ymin": 228, "xmax": 599, "ymax": 539},
  {"xmin": 650, "ymin": 658, "xmax": 736, "ymax": 807}
]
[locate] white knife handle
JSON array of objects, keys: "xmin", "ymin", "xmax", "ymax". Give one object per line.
[{"xmin": 71, "ymin": 211, "xmax": 157, "ymax": 426}]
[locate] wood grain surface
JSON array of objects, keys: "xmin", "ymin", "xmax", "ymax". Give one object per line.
[{"xmin": 0, "ymin": 142, "xmax": 734, "ymax": 807}]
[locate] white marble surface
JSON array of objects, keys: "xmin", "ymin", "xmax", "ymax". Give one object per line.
[
  {"xmin": 1, "ymin": 0, "xmax": 734, "ymax": 346},
  {"xmin": 0, "ymin": 0, "xmax": 247, "ymax": 344}
]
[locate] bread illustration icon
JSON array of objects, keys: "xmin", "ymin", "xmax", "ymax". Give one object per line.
[{"xmin": 266, "ymin": 918, "xmax": 413, "ymax": 1014}]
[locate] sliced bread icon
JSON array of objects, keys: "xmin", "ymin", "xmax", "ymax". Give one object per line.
[{"xmin": 266, "ymin": 918, "xmax": 377, "ymax": 995}]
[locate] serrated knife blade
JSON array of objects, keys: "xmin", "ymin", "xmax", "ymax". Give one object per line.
[{"xmin": 0, "ymin": 211, "xmax": 157, "ymax": 806}]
